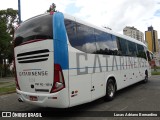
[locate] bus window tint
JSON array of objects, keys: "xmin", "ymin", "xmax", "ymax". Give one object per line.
[
  {"xmin": 76, "ymin": 23, "xmax": 97, "ymax": 53},
  {"xmin": 119, "ymin": 38, "xmax": 129, "ymax": 56},
  {"xmin": 65, "ymin": 19, "xmax": 147, "ymax": 59},
  {"xmin": 14, "ymin": 14, "xmax": 53, "ymax": 47},
  {"xmin": 116, "ymin": 37, "xmax": 122, "ymax": 56},
  {"xmin": 147, "ymin": 51, "xmax": 151, "ymax": 61},
  {"xmin": 65, "ymin": 20, "xmax": 97, "ymax": 53},
  {"xmin": 64, "ymin": 19, "xmax": 77, "ymax": 46},
  {"xmin": 95, "ymin": 30, "xmax": 115, "ymax": 55},
  {"xmin": 128, "ymin": 41, "xmax": 137, "ymax": 56},
  {"xmin": 137, "ymin": 44, "xmax": 147, "ymax": 59},
  {"xmin": 111, "ymin": 35, "xmax": 118, "ymax": 55}
]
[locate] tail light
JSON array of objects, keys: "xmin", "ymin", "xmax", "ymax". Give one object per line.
[
  {"xmin": 13, "ymin": 43, "xmax": 20, "ymax": 90},
  {"xmin": 14, "ymin": 57, "xmax": 20, "ymax": 90},
  {"xmin": 50, "ymin": 64, "xmax": 65, "ymax": 93}
]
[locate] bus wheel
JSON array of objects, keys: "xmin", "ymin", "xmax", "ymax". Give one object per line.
[
  {"xmin": 104, "ymin": 79, "xmax": 116, "ymax": 101},
  {"xmin": 143, "ymin": 71, "xmax": 148, "ymax": 83}
]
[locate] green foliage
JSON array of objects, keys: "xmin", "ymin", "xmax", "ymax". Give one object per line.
[
  {"xmin": 47, "ymin": 3, "xmax": 57, "ymax": 12},
  {"xmin": 0, "ymin": 18, "xmax": 11, "ymax": 64},
  {"xmin": 0, "ymin": 8, "xmax": 18, "ymax": 36},
  {"xmin": 0, "ymin": 8, "xmax": 18, "ymax": 77}
]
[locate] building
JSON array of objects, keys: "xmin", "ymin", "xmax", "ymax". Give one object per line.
[
  {"xmin": 123, "ymin": 26, "xmax": 144, "ymax": 43},
  {"xmin": 145, "ymin": 26, "xmax": 160, "ymax": 66},
  {"xmin": 145, "ymin": 26, "xmax": 159, "ymax": 53}
]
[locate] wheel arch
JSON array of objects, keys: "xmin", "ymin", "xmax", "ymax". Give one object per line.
[
  {"xmin": 106, "ymin": 75, "xmax": 117, "ymax": 91},
  {"xmin": 145, "ymin": 69, "xmax": 148, "ymax": 76}
]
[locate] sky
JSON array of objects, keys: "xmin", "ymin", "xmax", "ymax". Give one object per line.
[{"xmin": 1, "ymin": 0, "xmax": 160, "ymax": 39}]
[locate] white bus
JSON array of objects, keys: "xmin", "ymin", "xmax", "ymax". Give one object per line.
[{"xmin": 14, "ymin": 12, "xmax": 151, "ymax": 108}]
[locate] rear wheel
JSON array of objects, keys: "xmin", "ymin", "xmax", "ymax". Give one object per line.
[{"xmin": 104, "ymin": 79, "xmax": 116, "ymax": 101}]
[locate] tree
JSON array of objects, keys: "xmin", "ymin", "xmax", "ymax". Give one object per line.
[
  {"xmin": 47, "ymin": 3, "xmax": 57, "ymax": 13},
  {"xmin": 0, "ymin": 19, "xmax": 11, "ymax": 63},
  {"xmin": 0, "ymin": 8, "xmax": 18, "ymax": 37},
  {"xmin": 0, "ymin": 8, "xmax": 18, "ymax": 77}
]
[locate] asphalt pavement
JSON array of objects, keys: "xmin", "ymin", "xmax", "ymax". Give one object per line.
[{"xmin": 0, "ymin": 76, "xmax": 160, "ymax": 120}]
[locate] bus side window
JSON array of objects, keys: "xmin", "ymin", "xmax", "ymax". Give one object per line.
[
  {"xmin": 94, "ymin": 30, "xmax": 113, "ymax": 55},
  {"xmin": 65, "ymin": 20, "xmax": 98, "ymax": 54},
  {"xmin": 147, "ymin": 51, "xmax": 151, "ymax": 61},
  {"xmin": 64, "ymin": 19, "xmax": 77, "ymax": 47},
  {"xmin": 137, "ymin": 44, "xmax": 147, "ymax": 59},
  {"xmin": 119, "ymin": 38, "xmax": 129, "ymax": 56},
  {"xmin": 76, "ymin": 23, "xmax": 97, "ymax": 53},
  {"xmin": 111, "ymin": 35, "xmax": 119, "ymax": 55},
  {"xmin": 128, "ymin": 41, "xmax": 137, "ymax": 57},
  {"xmin": 116, "ymin": 37, "xmax": 122, "ymax": 56}
]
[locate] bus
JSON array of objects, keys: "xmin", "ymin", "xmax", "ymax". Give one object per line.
[{"xmin": 14, "ymin": 12, "xmax": 151, "ymax": 108}]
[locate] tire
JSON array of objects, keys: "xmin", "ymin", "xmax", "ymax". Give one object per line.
[
  {"xmin": 104, "ymin": 79, "xmax": 116, "ymax": 101},
  {"xmin": 143, "ymin": 72, "xmax": 148, "ymax": 83}
]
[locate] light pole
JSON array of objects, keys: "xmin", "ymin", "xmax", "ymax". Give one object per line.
[{"xmin": 18, "ymin": 0, "xmax": 21, "ymax": 24}]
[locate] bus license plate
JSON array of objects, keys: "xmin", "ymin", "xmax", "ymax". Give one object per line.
[{"xmin": 29, "ymin": 96, "xmax": 38, "ymax": 101}]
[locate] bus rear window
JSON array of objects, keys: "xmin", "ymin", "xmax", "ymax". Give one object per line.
[{"xmin": 14, "ymin": 14, "xmax": 53, "ymax": 47}]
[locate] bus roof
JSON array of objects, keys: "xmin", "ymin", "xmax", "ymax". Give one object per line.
[{"xmin": 19, "ymin": 13, "xmax": 50, "ymax": 26}]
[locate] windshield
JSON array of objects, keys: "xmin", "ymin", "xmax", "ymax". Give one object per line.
[{"xmin": 14, "ymin": 14, "xmax": 53, "ymax": 47}]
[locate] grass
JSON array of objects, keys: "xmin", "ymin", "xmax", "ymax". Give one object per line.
[
  {"xmin": 155, "ymin": 66, "xmax": 160, "ymax": 69},
  {"xmin": 0, "ymin": 83, "xmax": 16, "ymax": 95},
  {"xmin": 0, "ymin": 82, "xmax": 10, "ymax": 85},
  {"xmin": 151, "ymin": 68, "xmax": 160, "ymax": 75},
  {"xmin": 152, "ymin": 71, "xmax": 160, "ymax": 75}
]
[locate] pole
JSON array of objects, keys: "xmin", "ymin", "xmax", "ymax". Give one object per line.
[{"xmin": 18, "ymin": 0, "xmax": 21, "ymax": 24}]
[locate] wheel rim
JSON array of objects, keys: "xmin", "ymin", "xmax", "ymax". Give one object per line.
[{"xmin": 108, "ymin": 83, "xmax": 115, "ymax": 97}]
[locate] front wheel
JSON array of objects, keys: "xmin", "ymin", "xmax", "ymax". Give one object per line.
[
  {"xmin": 143, "ymin": 74, "xmax": 148, "ymax": 83},
  {"xmin": 143, "ymin": 71, "xmax": 148, "ymax": 83},
  {"xmin": 104, "ymin": 79, "xmax": 116, "ymax": 101}
]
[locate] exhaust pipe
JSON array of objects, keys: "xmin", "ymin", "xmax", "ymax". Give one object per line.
[{"xmin": 18, "ymin": 98, "xmax": 24, "ymax": 102}]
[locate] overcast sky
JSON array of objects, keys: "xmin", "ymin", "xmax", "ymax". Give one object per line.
[{"xmin": 1, "ymin": 0, "xmax": 160, "ymax": 38}]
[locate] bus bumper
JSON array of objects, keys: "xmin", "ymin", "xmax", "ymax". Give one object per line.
[{"xmin": 16, "ymin": 89, "xmax": 69, "ymax": 108}]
